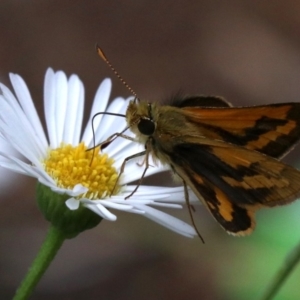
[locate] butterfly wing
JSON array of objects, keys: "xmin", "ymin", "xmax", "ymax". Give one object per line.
[
  {"xmin": 165, "ymin": 137, "xmax": 300, "ymax": 235},
  {"xmin": 172, "ymin": 95, "xmax": 232, "ymax": 108},
  {"xmin": 181, "ymin": 102, "xmax": 300, "ymax": 159}
]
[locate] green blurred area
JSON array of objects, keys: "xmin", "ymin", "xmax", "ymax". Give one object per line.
[{"xmin": 221, "ymin": 201, "xmax": 300, "ymax": 300}]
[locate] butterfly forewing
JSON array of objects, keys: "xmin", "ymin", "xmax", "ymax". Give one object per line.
[
  {"xmin": 172, "ymin": 96, "xmax": 232, "ymax": 108},
  {"xmin": 181, "ymin": 103, "xmax": 300, "ymax": 158}
]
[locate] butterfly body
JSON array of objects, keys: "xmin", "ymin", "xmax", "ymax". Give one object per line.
[{"xmin": 125, "ymin": 97, "xmax": 300, "ymax": 235}]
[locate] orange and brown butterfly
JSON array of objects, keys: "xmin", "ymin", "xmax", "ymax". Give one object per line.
[{"xmin": 96, "ymin": 46, "xmax": 300, "ymax": 237}]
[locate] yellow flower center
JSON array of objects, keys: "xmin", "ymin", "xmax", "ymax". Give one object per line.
[{"xmin": 43, "ymin": 142, "xmax": 120, "ymax": 199}]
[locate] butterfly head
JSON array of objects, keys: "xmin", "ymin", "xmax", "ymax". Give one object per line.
[{"xmin": 126, "ymin": 100, "xmax": 156, "ymax": 141}]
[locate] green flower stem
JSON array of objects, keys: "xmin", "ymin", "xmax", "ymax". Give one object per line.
[
  {"xmin": 260, "ymin": 240, "xmax": 300, "ymax": 300},
  {"xmin": 13, "ymin": 225, "xmax": 66, "ymax": 300}
]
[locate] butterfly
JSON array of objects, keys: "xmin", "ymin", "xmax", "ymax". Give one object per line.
[{"xmin": 96, "ymin": 46, "xmax": 300, "ymax": 237}]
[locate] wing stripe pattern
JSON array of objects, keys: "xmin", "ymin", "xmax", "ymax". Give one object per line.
[
  {"xmin": 168, "ymin": 141, "xmax": 300, "ymax": 234},
  {"xmin": 182, "ymin": 103, "xmax": 300, "ymax": 158}
]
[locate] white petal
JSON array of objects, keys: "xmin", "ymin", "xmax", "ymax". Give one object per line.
[
  {"xmin": 121, "ymin": 185, "xmax": 179, "ymax": 195},
  {"xmin": 0, "ymin": 114, "xmax": 43, "ymax": 167},
  {"xmin": 83, "ymin": 198, "xmax": 146, "ymax": 215},
  {"xmin": 84, "ymin": 203, "xmax": 117, "ymax": 221},
  {"xmin": 135, "ymin": 204, "xmax": 196, "ymax": 238},
  {"xmin": 70, "ymin": 184, "xmax": 88, "ymax": 196},
  {"xmin": 8, "ymin": 73, "xmax": 48, "ymax": 150},
  {"xmin": 98, "ymin": 197, "xmax": 152, "ymax": 204},
  {"xmin": 66, "ymin": 198, "xmax": 80, "ymax": 210},
  {"xmin": 94, "ymin": 200, "xmax": 134, "ymax": 211},
  {"xmin": 37, "ymin": 177, "xmax": 59, "ymax": 189},
  {"xmin": 102, "ymin": 196, "xmax": 182, "ymax": 209},
  {"xmin": 81, "ymin": 78, "xmax": 112, "ymax": 146},
  {"xmin": 44, "ymin": 68, "xmax": 57, "ymax": 147},
  {"xmin": 0, "ymin": 160, "xmax": 28, "ymax": 175},
  {"xmin": 104, "ymin": 133, "xmax": 138, "ymax": 161},
  {"xmin": 0, "ymin": 89, "xmax": 46, "ymax": 159},
  {"xmin": 0, "ymin": 150, "xmax": 58, "ymax": 189},
  {"xmin": 0, "ymin": 151, "xmax": 42, "ymax": 178},
  {"xmin": 147, "ymin": 202, "xmax": 182, "ymax": 209},
  {"xmin": 63, "ymin": 75, "xmax": 84, "ymax": 145},
  {"xmin": 122, "ymin": 185, "xmax": 199, "ymax": 203},
  {"xmin": 54, "ymin": 71, "xmax": 68, "ymax": 146},
  {"xmin": 94, "ymin": 97, "xmax": 127, "ymax": 142},
  {"xmin": 84, "ymin": 96, "xmax": 129, "ymax": 150},
  {"xmin": 117, "ymin": 159, "xmax": 168, "ymax": 184}
]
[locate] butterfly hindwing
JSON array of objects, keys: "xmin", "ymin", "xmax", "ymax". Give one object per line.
[
  {"xmin": 165, "ymin": 137, "xmax": 300, "ymax": 234},
  {"xmin": 187, "ymin": 172, "xmax": 255, "ymax": 235}
]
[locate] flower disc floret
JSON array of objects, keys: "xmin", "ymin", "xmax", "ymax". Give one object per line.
[{"xmin": 43, "ymin": 142, "xmax": 120, "ymax": 199}]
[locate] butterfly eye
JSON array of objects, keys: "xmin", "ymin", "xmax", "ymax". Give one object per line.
[{"xmin": 137, "ymin": 118, "xmax": 155, "ymax": 135}]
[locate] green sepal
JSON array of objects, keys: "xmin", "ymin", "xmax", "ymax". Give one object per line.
[{"xmin": 36, "ymin": 183, "xmax": 102, "ymax": 238}]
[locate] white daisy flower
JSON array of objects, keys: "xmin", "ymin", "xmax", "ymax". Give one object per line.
[{"xmin": 0, "ymin": 68, "xmax": 197, "ymax": 238}]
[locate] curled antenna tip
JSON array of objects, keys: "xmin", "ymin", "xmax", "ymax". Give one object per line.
[
  {"xmin": 96, "ymin": 45, "xmax": 139, "ymax": 99},
  {"xmin": 96, "ymin": 45, "xmax": 107, "ymax": 62}
]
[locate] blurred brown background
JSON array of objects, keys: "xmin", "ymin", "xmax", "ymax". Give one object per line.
[{"xmin": 1, "ymin": 1, "xmax": 300, "ymax": 299}]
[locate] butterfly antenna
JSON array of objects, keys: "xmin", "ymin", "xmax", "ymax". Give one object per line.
[{"xmin": 96, "ymin": 45, "xmax": 138, "ymax": 99}]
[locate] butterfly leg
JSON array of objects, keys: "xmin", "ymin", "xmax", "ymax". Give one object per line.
[
  {"xmin": 88, "ymin": 127, "xmax": 136, "ymax": 166},
  {"xmin": 109, "ymin": 149, "xmax": 147, "ymax": 197},
  {"xmin": 124, "ymin": 148, "xmax": 152, "ymax": 199},
  {"xmin": 170, "ymin": 164, "xmax": 205, "ymax": 243},
  {"xmin": 96, "ymin": 127, "xmax": 136, "ymax": 149},
  {"xmin": 182, "ymin": 181, "xmax": 205, "ymax": 243}
]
